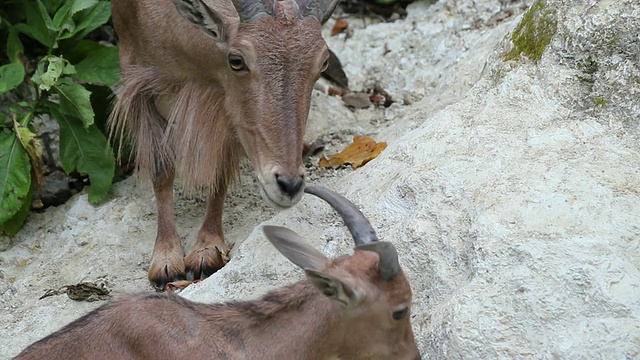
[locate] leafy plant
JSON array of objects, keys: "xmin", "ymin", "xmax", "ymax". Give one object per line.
[{"xmin": 0, "ymin": 0, "xmax": 120, "ymax": 235}]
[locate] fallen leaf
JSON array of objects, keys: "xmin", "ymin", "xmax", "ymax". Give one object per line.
[
  {"xmin": 369, "ymin": 92, "xmax": 386, "ymax": 106},
  {"xmin": 327, "ymin": 86, "xmax": 345, "ymax": 97},
  {"xmin": 40, "ymin": 282, "xmax": 111, "ymax": 302},
  {"xmin": 331, "ymin": 19, "xmax": 349, "ymax": 36},
  {"xmin": 319, "ymin": 135, "xmax": 387, "ymax": 169},
  {"xmin": 39, "ymin": 288, "xmax": 62, "ymax": 300},
  {"xmin": 370, "ymin": 86, "xmax": 395, "ymax": 107},
  {"xmin": 166, "ymin": 279, "xmax": 200, "ymax": 293}
]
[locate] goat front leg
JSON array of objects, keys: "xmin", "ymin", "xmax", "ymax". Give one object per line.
[
  {"xmin": 184, "ymin": 179, "xmax": 229, "ymax": 280},
  {"xmin": 149, "ymin": 170, "xmax": 186, "ymax": 290}
]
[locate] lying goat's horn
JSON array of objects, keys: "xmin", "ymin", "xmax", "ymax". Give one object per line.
[
  {"xmin": 304, "ymin": 185, "xmax": 400, "ymax": 280},
  {"xmin": 356, "ymin": 242, "xmax": 400, "ymax": 281},
  {"xmin": 304, "ymin": 185, "xmax": 378, "ymax": 245}
]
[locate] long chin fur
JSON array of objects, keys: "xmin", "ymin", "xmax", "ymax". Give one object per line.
[{"xmin": 108, "ymin": 66, "xmax": 244, "ymax": 197}]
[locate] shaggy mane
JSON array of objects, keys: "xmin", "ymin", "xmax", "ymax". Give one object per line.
[{"xmin": 108, "ymin": 66, "xmax": 243, "ymax": 196}]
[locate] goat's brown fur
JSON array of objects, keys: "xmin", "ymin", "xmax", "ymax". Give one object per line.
[
  {"xmin": 110, "ymin": 66, "xmax": 242, "ymax": 195},
  {"xmin": 110, "ymin": 0, "xmax": 339, "ymax": 288},
  {"xmin": 15, "ymin": 250, "xmax": 420, "ymax": 360}
]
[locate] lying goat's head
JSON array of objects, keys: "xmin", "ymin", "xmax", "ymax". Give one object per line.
[{"xmin": 264, "ymin": 185, "xmax": 421, "ymax": 360}]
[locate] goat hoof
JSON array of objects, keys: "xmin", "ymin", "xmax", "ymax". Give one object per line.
[
  {"xmin": 148, "ymin": 260, "xmax": 187, "ymax": 291},
  {"xmin": 184, "ymin": 246, "xmax": 228, "ymax": 280}
]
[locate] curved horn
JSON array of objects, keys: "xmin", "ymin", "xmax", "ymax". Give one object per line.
[
  {"xmin": 356, "ymin": 242, "xmax": 400, "ymax": 281},
  {"xmin": 304, "ymin": 185, "xmax": 400, "ymax": 280},
  {"xmin": 304, "ymin": 185, "xmax": 378, "ymax": 245},
  {"xmin": 231, "ymin": 0, "xmax": 274, "ymax": 23},
  {"xmin": 296, "ymin": 0, "xmax": 340, "ymax": 24}
]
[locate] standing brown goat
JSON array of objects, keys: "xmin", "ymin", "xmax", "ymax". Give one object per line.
[
  {"xmin": 109, "ymin": 0, "xmax": 340, "ymax": 289},
  {"xmin": 14, "ymin": 186, "xmax": 422, "ymax": 360}
]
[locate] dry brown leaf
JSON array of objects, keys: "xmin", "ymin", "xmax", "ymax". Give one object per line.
[
  {"xmin": 327, "ymin": 86, "xmax": 345, "ymax": 97},
  {"xmin": 371, "ymin": 86, "xmax": 395, "ymax": 107},
  {"xmin": 165, "ymin": 280, "xmax": 200, "ymax": 293},
  {"xmin": 40, "ymin": 282, "xmax": 111, "ymax": 302},
  {"xmin": 13, "ymin": 116, "xmax": 45, "ymax": 193},
  {"xmin": 319, "ymin": 135, "xmax": 387, "ymax": 169},
  {"xmin": 331, "ymin": 19, "xmax": 349, "ymax": 36}
]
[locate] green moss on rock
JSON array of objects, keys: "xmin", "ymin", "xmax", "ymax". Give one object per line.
[
  {"xmin": 592, "ymin": 97, "xmax": 608, "ymax": 107},
  {"xmin": 577, "ymin": 56, "xmax": 598, "ymax": 75},
  {"xmin": 503, "ymin": 0, "xmax": 557, "ymax": 64}
]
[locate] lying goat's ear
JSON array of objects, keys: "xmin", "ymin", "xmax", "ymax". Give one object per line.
[
  {"xmin": 263, "ymin": 226, "xmax": 329, "ymax": 271},
  {"xmin": 304, "ymin": 269, "xmax": 359, "ymax": 308}
]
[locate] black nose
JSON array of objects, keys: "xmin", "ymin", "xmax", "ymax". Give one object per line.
[{"xmin": 275, "ymin": 174, "xmax": 304, "ymax": 197}]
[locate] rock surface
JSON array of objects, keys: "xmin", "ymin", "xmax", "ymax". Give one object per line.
[{"xmin": 2, "ymin": 0, "xmax": 639, "ymax": 359}]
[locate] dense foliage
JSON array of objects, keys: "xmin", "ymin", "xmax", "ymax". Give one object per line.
[{"xmin": 0, "ymin": 0, "xmax": 120, "ymax": 235}]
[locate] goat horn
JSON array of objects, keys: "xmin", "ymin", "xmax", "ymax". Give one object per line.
[
  {"xmin": 304, "ymin": 185, "xmax": 378, "ymax": 245},
  {"xmin": 231, "ymin": 0, "xmax": 274, "ymax": 23},
  {"xmin": 355, "ymin": 242, "xmax": 400, "ymax": 281},
  {"xmin": 304, "ymin": 185, "xmax": 400, "ymax": 280},
  {"xmin": 296, "ymin": 0, "xmax": 340, "ymax": 24}
]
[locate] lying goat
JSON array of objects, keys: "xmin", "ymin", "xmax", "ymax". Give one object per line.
[{"xmin": 15, "ymin": 186, "xmax": 421, "ymax": 360}]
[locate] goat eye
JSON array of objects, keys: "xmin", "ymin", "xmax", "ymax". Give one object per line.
[
  {"xmin": 321, "ymin": 58, "xmax": 329, "ymax": 72},
  {"xmin": 392, "ymin": 307, "xmax": 408, "ymax": 321},
  {"xmin": 228, "ymin": 54, "xmax": 245, "ymax": 71},
  {"xmin": 323, "ymin": 288, "xmax": 336, "ymax": 297}
]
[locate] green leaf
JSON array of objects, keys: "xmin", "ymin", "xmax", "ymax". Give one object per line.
[
  {"xmin": 0, "ymin": 131, "xmax": 31, "ymax": 225},
  {"xmin": 52, "ymin": 108, "xmax": 114, "ymax": 203},
  {"xmin": 32, "ymin": 61, "xmax": 55, "ymax": 90},
  {"xmin": 84, "ymin": 84, "xmax": 114, "ymax": 134},
  {"xmin": 63, "ymin": 62, "xmax": 77, "ymax": 75},
  {"xmin": 74, "ymin": 45, "xmax": 121, "ymax": 86},
  {"xmin": 5, "ymin": 21, "xmax": 25, "ymax": 64},
  {"xmin": 65, "ymin": 40, "xmax": 103, "ymax": 63},
  {"xmin": 53, "ymin": 80, "xmax": 94, "ymax": 127},
  {"xmin": 72, "ymin": 0, "xmax": 100, "ymax": 15},
  {"xmin": 43, "ymin": 0, "xmax": 66, "ymax": 14},
  {"xmin": 1, "ymin": 179, "xmax": 33, "ymax": 236},
  {"xmin": 14, "ymin": 1, "xmax": 55, "ymax": 48},
  {"xmin": 14, "ymin": 121, "xmax": 41, "ymax": 156},
  {"xmin": 32, "ymin": 56, "xmax": 76, "ymax": 91},
  {"xmin": 52, "ymin": 0, "xmax": 77, "ymax": 36},
  {"xmin": 37, "ymin": 0, "xmax": 58, "ymax": 32},
  {"xmin": 18, "ymin": 111, "xmax": 35, "ymax": 130},
  {"xmin": 0, "ymin": 63, "xmax": 25, "ymax": 94},
  {"xmin": 53, "ymin": 0, "xmax": 99, "ymax": 40},
  {"xmin": 63, "ymin": 1, "xmax": 111, "ymax": 41}
]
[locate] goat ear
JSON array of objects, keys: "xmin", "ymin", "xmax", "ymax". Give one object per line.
[
  {"xmin": 263, "ymin": 226, "xmax": 329, "ymax": 271},
  {"xmin": 304, "ymin": 269, "xmax": 359, "ymax": 307},
  {"xmin": 173, "ymin": 0, "xmax": 227, "ymax": 41}
]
